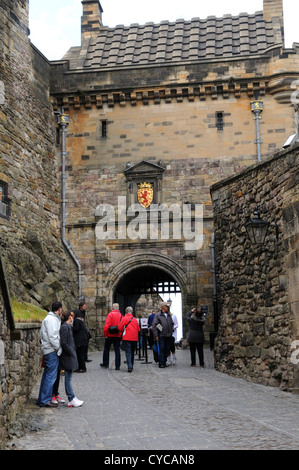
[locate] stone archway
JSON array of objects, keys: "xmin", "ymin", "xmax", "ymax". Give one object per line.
[
  {"xmin": 113, "ymin": 265, "xmax": 181, "ymax": 313},
  {"xmin": 104, "ymin": 252, "xmax": 193, "ymax": 336}
]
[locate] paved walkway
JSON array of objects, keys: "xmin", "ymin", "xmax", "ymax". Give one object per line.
[{"xmin": 5, "ymin": 348, "xmax": 299, "ymax": 452}]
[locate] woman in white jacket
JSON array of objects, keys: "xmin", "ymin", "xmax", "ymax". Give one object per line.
[{"xmin": 36, "ymin": 301, "xmax": 62, "ymax": 407}]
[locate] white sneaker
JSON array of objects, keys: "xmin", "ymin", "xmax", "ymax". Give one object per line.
[
  {"xmin": 68, "ymin": 397, "xmax": 84, "ymax": 408},
  {"xmin": 55, "ymin": 395, "xmax": 65, "ymax": 404},
  {"xmin": 51, "ymin": 395, "xmax": 58, "ymax": 405},
  {"xmin": 172, "ymin": 357, "xmax": 177, "ymax": 365}
]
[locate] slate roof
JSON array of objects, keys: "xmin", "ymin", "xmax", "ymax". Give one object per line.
[{"xmin": 63, "ymin": 11, "xmax": 280, "ymax": 69}]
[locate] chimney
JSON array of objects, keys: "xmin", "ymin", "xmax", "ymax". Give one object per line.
[
  {"xmin": 81, "ymin": 0, "xmax": 103, "ymax": 43},
  {"xmin": 263, "ymin": 0, "xmax": 284, "ymax": 46}
]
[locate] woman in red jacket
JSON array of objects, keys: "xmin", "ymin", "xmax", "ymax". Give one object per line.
[{"xmin": 119, "ymin": 307, "xmax": 140, "ymax": 372}]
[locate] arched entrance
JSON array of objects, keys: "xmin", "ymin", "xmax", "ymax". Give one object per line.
[
  {"xmin": 104, "ymin": 253, "xmax": 193, "ymax": 338},
  {"xmin": 113, "ymin": 266, "xmax": 181, "ymax": 313}
]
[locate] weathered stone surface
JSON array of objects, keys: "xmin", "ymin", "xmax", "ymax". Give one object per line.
[
  {"xmin": 0, "ymin": 0, "xmax": 78, "ymax": 448},
  {"xmin": 211, "ymin": 145, "xmax": 299, "ymax": 392},
  {"xmin": 0, "ymin": 0, "xmax": 78, "ymax": 310}
]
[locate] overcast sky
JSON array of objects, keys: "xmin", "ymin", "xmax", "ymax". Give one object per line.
[{"xmin": 29, "ymin": 0, "xmax": 298, "ymax": 61}]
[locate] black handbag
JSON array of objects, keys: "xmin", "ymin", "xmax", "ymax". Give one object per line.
[
  {"xmin": 108, "ymin": 313, "xmax": 122, "ymax": 334},
  {"xmin": 108, "ymin": 325, "xmax": 119, "ymax": 334}
]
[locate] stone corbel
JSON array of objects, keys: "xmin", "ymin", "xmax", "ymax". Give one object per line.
[
  {"xmin": 247, "ymin": 83, "xmax": 254, "ymax": 97},
  {"xmin": 85, "ymin": 95, "xmax": 92, "ymax": 109},
  {"xmin": 63, "ymin": 96, "xmax": 69, "ymax": 110},
  {"xmin": 74, "ymin": 96, "xmax": 80, "ymax": 109},
  {"xmin": 142, "ymin": 91, "xmax": 149, "ymax": 105},
  {"xmin": 188, "ymin": 87, "xmax": 194, "ymax": 101},
  {"xmin": 165, "ymin": 89, "xmax": 172, "ymax": 103},
  {"xmin": 234, "ymin": 83, "xmax": 241, "ymax": 98},
  {"xmin": 130, "ymin": 92, "xmax": 137, "ymax": 106},
  {"xmin": 154, "ymin": 91, "xmax": 160, "ymax": 104},
  {"xmin": 108, "ymin": 94, "xmax": 114, "ymax": 107},
  {"xmin": 119, "ymin": 92, "xmax": 126, "ymax": 107},
  {"xmin": 96, "ymin": 95, "xmax": 103, "ymax": 108}
]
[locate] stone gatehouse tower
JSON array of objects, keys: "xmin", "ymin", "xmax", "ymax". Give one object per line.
[{"xmin": 48, "ymin": 0, "xmax": 299, "ymax": 341}]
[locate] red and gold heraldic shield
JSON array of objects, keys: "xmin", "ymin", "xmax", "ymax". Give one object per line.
[{"xmin": 137, "ymin": 182, "xmax": 153, "ymax": 208}]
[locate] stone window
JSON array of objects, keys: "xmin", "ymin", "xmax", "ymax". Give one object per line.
[
  {"xmin": 216, "ymin": 112, "xmax": 224, "ymax": 131},
  {"xmin": 101, "ymin": 120, "xmax": 107, "ymax": 138},
  {"xmin": 0, "ymin": 181, "xmax": 10, "ymax": 219}
]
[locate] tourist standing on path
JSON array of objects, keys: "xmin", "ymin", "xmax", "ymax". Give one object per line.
[
  {"xmin": 147, "ymin": 310, "xmax": 156, "ymax": 349},
  {"xmin": 73, "ymin": 310, "xmax": 89, "ymax": 372},
  {"xmin": 59, "ymin": 311, "xmax": 84, "ymax": 407},
  {"xmin": 100, "ymin": 303, "xmax": 123, "ymax": 370},
  {"xmin": 152, "ymin": 302, "xmax": 174, "ymax": 368},
  {"xmin": 73, "ymin": 301, "xmax": 92, "ymax": 363},
  {"xmin": 36, "ymin": 301, "xmax": 63, "ymax": 408},
  {"xmin": 186, "ymin": 307, "xmax": 206, "ymax": 367},
  {"xmin": 167, "ymin": 310, "xmax": 178, "ymax": 365},
  {"xmin": 119, "ymin": 307, "xmax": 140, "ymax": 372}
]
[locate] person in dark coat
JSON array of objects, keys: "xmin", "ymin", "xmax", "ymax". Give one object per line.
[
  {"xmin": 152, "ymin": 302, "xmax": 174, "ymax": 368},
  {"xmin": 186, "ymin": 307, "xmax": 206, "ymax": 367},
  {"xmin": 72, "ymin": 310, "xmax": 89, "ymax": 372},
  {"xmin": 59, "ymin": 311, "xmax": 84, "ymax": 407},
  {"xmin": 73, "ymin": 301, "xmax": 92, "ymax": 363}
]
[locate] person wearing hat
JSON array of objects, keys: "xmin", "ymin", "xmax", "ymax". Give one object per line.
[{"xmin": 152, "ymin": 302, "xmax": 174, "ymax": 368}]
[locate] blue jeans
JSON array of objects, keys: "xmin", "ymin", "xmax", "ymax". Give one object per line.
[
  {"xmin": 123, "ymin": 340, "xmax": 137, "ymax": 369},
  {"xmin": 37, "ymin": 351, "xmax": 59, "ymax": 406},
  {"xmin": 102, "ymin": 337, "xmax": 121, "ymax": 368},
  {"xmin": 158, "ymin": 336, "xmax": 172, "ymax": 366},
  {"xmin": 64, "ymin": 370, "xmax": 75, "ymax": 402}
]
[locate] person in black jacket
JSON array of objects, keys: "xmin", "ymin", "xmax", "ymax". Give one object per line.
[
  {"xmin": 186, "ymin": 307, "xmax": 206, "ymax": 367},
  {"xmin": 59, "ymin": 311, "xmax": 84, "ymax": 407},
  {"xmin": 73, "ymin": 310, "xmax": 89, "ymax": 372},
  {"xmin": 73, "ymin": 301, "xmax": 92, "ymax": 363},
  {"xmin": 152, "ymin": 302, "xmax": 174, "ymax": 368}
]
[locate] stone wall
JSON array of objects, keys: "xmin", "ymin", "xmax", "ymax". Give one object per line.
[
  {"xmin": 0, "ymin": 0, "xmax": 79, "ymax": 447},
  {"xmin": 211, "ymin": 144, "xmax": 299, "ymax": 391},
  {"xmin": 0, "ymin": 0, "xmax": 78, "ymax": 309},
  {"xmin": 0, "ymin": 292, "xmax": 42, "ymax": 448}
]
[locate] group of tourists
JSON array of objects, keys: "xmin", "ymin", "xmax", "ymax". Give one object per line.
[
  {"xmin": 36, "ymin": 301, "xmax": 90, "ymax": 409},
  {"xmin": 101, "ymin": 301, "xmax": 206, "ymax": 372},
  {"xmin": 36, "ymin": 299, "xmax": 206, "ymax": 407}
]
